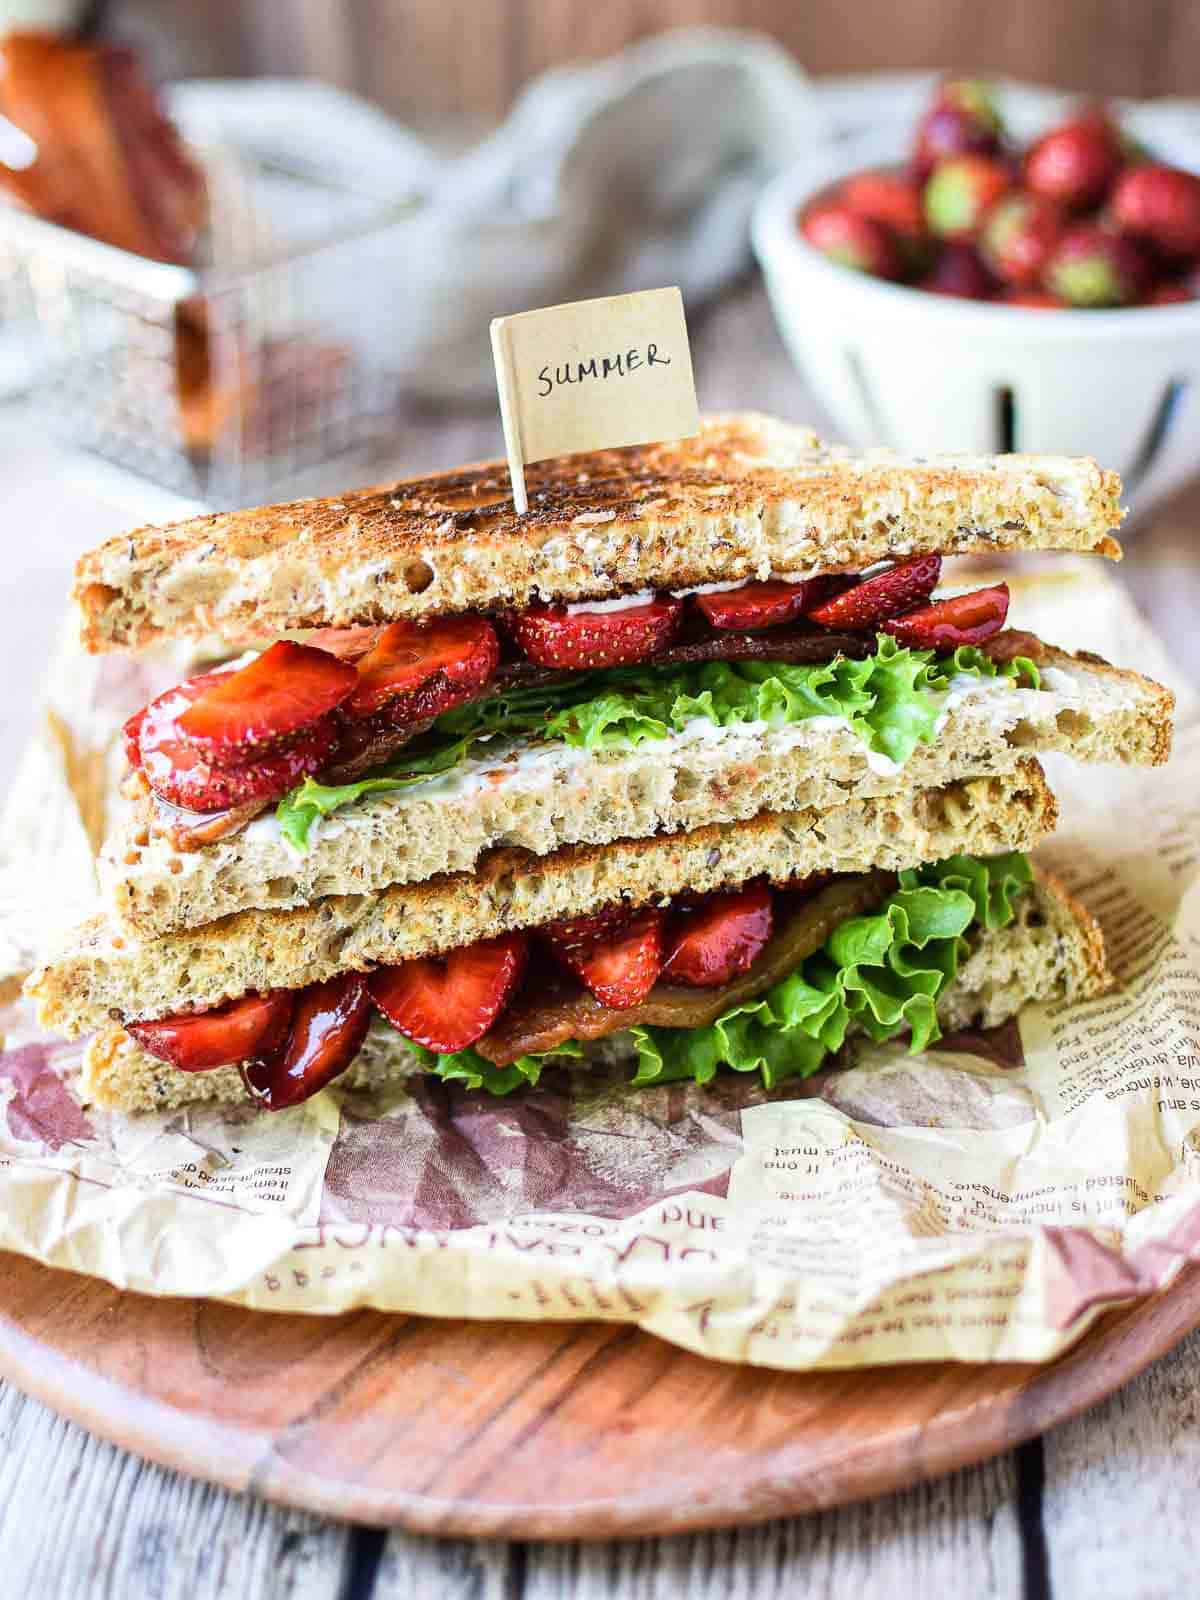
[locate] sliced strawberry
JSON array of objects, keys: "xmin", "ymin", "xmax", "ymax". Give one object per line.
[
  {"xmin": 176, "ymin": 641, "xmax": 356, "ymax": 757},
  {"xmin": 514, "ymin": 597, "xmax": 682, "ymax": 670},
  {"xmin": 369, "ymin": 932, "xmax": 528, "ymax": 1053},
  {"xmin": 883, "ymin": 584, "xmax": 1010, "ymax": 649},
  {"xmin": 348, "ymin": 615, "xmax": 499, "ymax": 723},
  {"xmin": 244, "ymin": 973, "xmax": 372, "ymax": 1110},
  {"xmin": 127, "ymin": 990, "xmax": 294, "ymax": 1072},
  {"xmin": 805, "ymin": 555, "xmax": 942, "ymax": 632},
  {"xmin": 542, "ymin": 904, "xmax": 638, "ymax": 955},
  {"xmin": 140, "ymin": 673, "xmax": 340, "ymax": 811},
  {"xmin": 122, "ymin": 706, "xmax": 146, "ymax": 771},
  {"xmin": 693, "ymin": 578, "xmax": 847, "ymax": 632},
  {"xmin": 662, "ymin": 884, "xmax": 773, "ymax": 988},
  {"xmin": 543, "ymin": 905, "xmax": 664, "ymax": 1009}
]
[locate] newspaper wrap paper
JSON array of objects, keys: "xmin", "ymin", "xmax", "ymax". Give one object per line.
[{"xmin": 1, "ymin": 561, "xmax": 1198, "ymax": 1371}]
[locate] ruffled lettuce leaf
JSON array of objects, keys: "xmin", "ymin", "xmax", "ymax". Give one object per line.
[
  {"xmin": 629, "ymin": 852, "xmax": 1033, "ymax": 1092},
  {"xmin": 407, "ymin": 1038, "xmax": 582, "ymax": 1097},
  {"xmin": 401, "ymin": 853, "xmax": 1032, "ymax": 1097},
  {"xmin": 275, "ymin": 679, "xmax": 567, "ymax": 851},
  {"xmin": 276, "ymin": 637, "xmax": 1040, "ymax": 850},
  {"xmin": 547, "ymin": 637, "xmax": 1039, "ymax": 767}
]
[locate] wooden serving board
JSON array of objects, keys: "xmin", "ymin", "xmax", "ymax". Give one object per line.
[{"xmin": 1, "ymin": 1251, "xmax": 1200, "ymax": 1538}]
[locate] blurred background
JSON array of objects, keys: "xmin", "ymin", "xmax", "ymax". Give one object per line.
[
  {"xmin": 2, "ymin": 0, "xmax": 1200, "ymax": 771},
  {"xmin": 1, "ymin": 0, "xmax": 1198, "ymax": 502},
  {"xmin": 112, "ymin": 1, "xmax": 1200, "ymax": 127}
]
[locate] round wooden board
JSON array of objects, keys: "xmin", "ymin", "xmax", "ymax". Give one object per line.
[{"xmin": 1, "ymin": 1251, "xmax": 1199, "ymax": 1539}]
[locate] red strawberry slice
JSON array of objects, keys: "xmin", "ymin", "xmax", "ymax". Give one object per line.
[
  {"xmin": 693, "ymin": 578, "xmax": 852, "ymax": 632},
  {"xmin": 662, "ymin": 883, "xmax": 773, "ymax": 988},
  {"xmin": 543, "ymin": 905, "xmax": 664, "ymax": 1009},
  {"xmin": 127, "ymin": 990, "xmax": 294, "ymax": 1072},
  {"xmin": 883, "ymin": 584, "xmax": 1010, "ymax": 649},
  {"xmin": 514, "ymin": 597, "xmax": 682, "ymax": 670},
  {"xmin": 176, "ymin": 641, "xmax": 356, "ymax": 757},
  {"xmin": 139, "ymin": 674, "xmax": 340, "ymax": 812},
  {"xmin": 805, "ymin": 555, "xmax": 942, "ymax": 632},
  {"xmin": 542, "ymin": 904, "xmax": 637, "ymax": 955},
  {"xmin": 122, "ymin": 706, "xmax": 146, "ymax": 771},
  {"xmin": 244, "ymin": 973, "xmax": 372, "ymax": 1110},
  {"xmin": 348, "ymin": 615, "xmax": 499, "ymax": 723},
  {"xmin": 369, "ymin": 932, "xmax": 528, "ymax": 1053}
]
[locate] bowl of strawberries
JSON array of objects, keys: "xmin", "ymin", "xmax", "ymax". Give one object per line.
[{"xmin": 753, "ymin": 77, "xmax": 1200, "ymax": 519}]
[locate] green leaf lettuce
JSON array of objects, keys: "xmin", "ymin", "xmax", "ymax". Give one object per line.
[{"xmin": 409, "ymin": 852, "xmax": 1033, "ymax": 1098}]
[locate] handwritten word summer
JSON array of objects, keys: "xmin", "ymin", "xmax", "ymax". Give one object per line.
[{"xmin": 536, "ymin": 344, "xmax": 672, "ymax": 398}]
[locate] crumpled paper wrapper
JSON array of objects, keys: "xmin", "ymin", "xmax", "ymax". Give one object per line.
[{"xmin": 2, "ymin": 560, "xmax": 1199, "ymax": 1370}]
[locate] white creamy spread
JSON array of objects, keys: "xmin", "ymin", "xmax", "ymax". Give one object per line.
[
  {"xmin": 563, "ymin": 590, "xmax": 655, "ymax": 615},
  {"xmin": 668, "ymin": 578, "xmax": 754, "ymax": 598}
]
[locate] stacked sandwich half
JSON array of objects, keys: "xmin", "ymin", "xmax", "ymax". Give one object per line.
[{"xmin": 28, "ymin": 414, "xmax": 1173, "ymax": 1112}]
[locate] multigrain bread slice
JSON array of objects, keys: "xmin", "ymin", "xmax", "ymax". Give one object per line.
[
  {"xmin": 78, "ymin": 864, "xmax": 1110, "ymax": 1114},
  {"xmin": 936, "ymin": 866, "xmax": 1111, "ymax": 1031},
  {"xmin": 28, "ymin": 762, "xmax": 1058, "ymax": 1036},
  {"xmin": 102, "ymin": 644, "xmax": 1173, "ymax": 938},
  {"xmin": 74, "ymin": 413, "xmax": 1124, "ymax": 652}
]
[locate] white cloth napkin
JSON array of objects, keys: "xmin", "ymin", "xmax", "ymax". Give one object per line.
[
  {"xmin": 169, "ymin": 28, "xmax": 825, "ymax": 401},
  {"xmin": 166, "ymin": 40, "xmax": 1200, "ymax": 406}
]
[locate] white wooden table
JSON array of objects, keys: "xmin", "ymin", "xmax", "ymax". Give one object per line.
[{"xmin": 2, "ymin": 286, "xmax": 1199, "ymax": 1598}]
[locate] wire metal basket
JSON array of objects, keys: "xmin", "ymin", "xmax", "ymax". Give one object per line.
[{"xmin": 0, "ymin": 141, "xmax": 419, "ymax": 508}]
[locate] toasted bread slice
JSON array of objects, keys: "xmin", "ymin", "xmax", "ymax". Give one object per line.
[
  {"xmin": 102, "ymin": 643, "xmax": 1172, "ymax": 939},
  {"xmin": 74, "ymin": 413, "xmax": 1123, "ymax": 652},
  {"xmin": 28, "ymin": 762, "xmax": 1057, "ymax": 1037},
  {"xmin": 77, "ymin": 863, "xmax": 1109, "ymax": 1113}
]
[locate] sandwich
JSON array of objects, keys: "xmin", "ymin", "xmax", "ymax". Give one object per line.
[{"xmin": 27, "ymin": 414, "xmax": 1171, "ymax": 1114}]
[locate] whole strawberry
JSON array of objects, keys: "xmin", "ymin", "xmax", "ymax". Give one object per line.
[
  {"xmin": 800, "ymin": 203, "xmax": 902, "ymax": 278},
  {"xmin": 841, "ymin": 170, "xmax": 927, "ymax": 268},
  {"xmin": 912, "ymin": 79, "xmax": 1003, "ymax": 182},
  {"xmin": 1046, "ymin": 223, "xmax": 1152, "ymax": 307},
  {"xmin": 1024, "ymin": 108, "xmax": 1124, "ymax": 211},
  {"xmin": 1142, "ymin": 280, "xmax": 1193, "ymax": 305},
  {"xmin": 1001, "ymin": 288, "xmax": 1067, "ymax": 308},
  {"xmin": 924, "ymin": 154, "xmax": 1011, "ymax": 241},
  {"xmin": 982, "ymin": 193, "xmax": 1064, "ymax": 287},
  {"xmin": 918, "ymin": 243, "xmax": 996, "ymax": 299},
  {"xmin": 1110, "ymin": 163, "xmax": 1200, "ymax": 260}
]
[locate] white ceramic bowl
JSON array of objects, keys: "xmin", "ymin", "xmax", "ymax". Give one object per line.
[{"xmin": 752, "ymin": 118, "xmax": 1200, "ymax": 522}]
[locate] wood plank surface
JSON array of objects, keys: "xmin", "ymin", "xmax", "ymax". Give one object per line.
[
  {"xmin": 1043, "ymin": 1325, "xmax": 1200, "ymax": 1598},
  {"xmin": 0, "ymin": 1380, "xmax": 354, "ymax": 1599},
  {"xmin": 513, "ymin": 1459, "xmax": 1023, "ymax": 1598},
  {"xmin": 124, "ymin": 0, "xmax": 1200, "ymax": 126},
  {"xmin": 2, "ymin": 1250, "xmax": 1200, "ymax": 1541}
]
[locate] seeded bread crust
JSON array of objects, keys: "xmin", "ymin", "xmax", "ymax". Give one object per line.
[
  {"xmin": 74, "ymin": 413, "xmax": 1124, "ymax": 652},
  {"xmin": 78, "ymin": 865, "xmax": 1107, "ymax": 1114},
  {"xmin": 937, "ymin": 867, "xmax": 1112, "ymax": 1031},
  {"xmin": 101, "ymin": 645, "xmax": 1173, "ymax": 939},
  {"xmin": 28, "ymin": 763, "xmax": 1057, "ymax": 1036}
]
